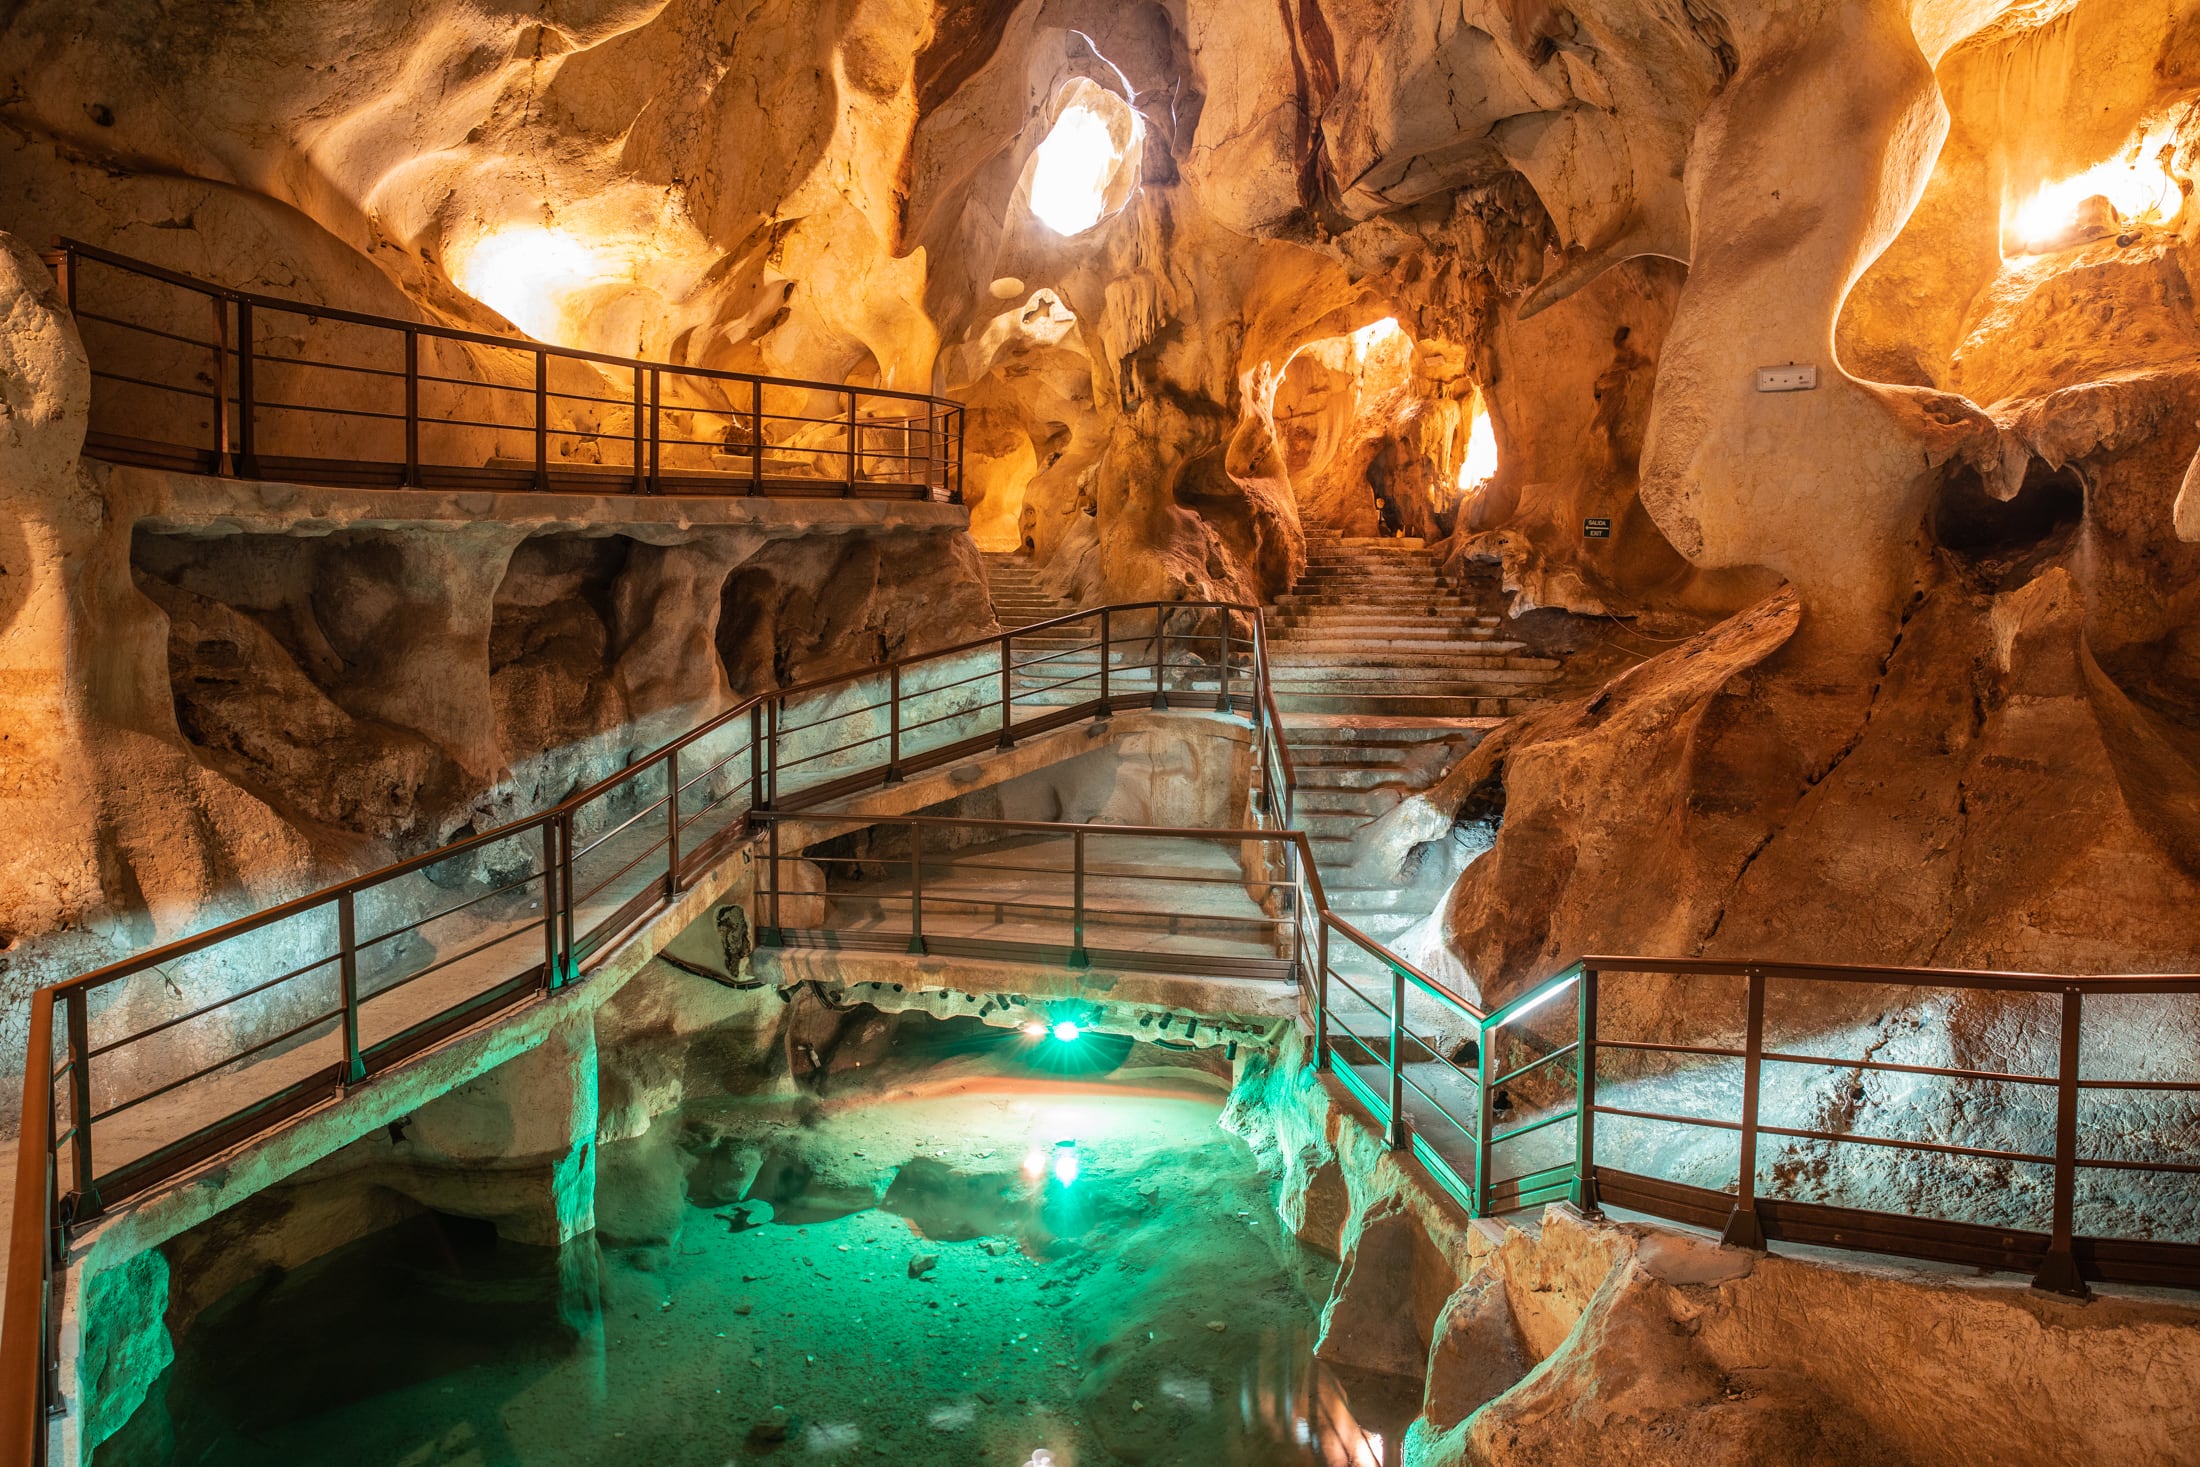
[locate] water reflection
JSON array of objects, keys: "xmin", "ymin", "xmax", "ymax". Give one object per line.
[{"xmin": 99, "ymin": 1069, "xmax": 1413, "ymax": 1466}]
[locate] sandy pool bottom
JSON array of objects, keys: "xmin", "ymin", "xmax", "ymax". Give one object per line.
[{"xmin": 99, "ymin": 1056, "xmax": 1409, "ymax": 1466}]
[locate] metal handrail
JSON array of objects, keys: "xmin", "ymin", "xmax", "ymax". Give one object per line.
[
  {"xmin": 44, "ymin": 239, "xmax": 966, "ymax": 503},
  {"xmin": 10, "ymin": 584, "xmax": 2200, "ymax": 1461}
]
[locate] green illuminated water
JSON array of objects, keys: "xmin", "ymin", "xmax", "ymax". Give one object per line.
[{"xmin": 98, "ymin": 1032, "xmax": 1409, "ymax": 1466}]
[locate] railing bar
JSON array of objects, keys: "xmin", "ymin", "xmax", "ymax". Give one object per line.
[
  {"xmin": 1591, "ymin": 1103, "xmax": 1744, "ymax": 1133},
  {"xmin": 2076, "ymin": 1155, "xmax": 2200, "ymax": 1175},
  {"xmin": 409, "ymin": 413, "xmax": 534, "ymax": 433},
  {"xmin": 86, "ymin": 368, "xmax": 218, "ymax": 401},
  {"xmin": 1329, "ymin": 1028, "xmax": 1390, "ymax": 1073},
  {"xmin": 240, "ymin": 349, "xmax": 406, "ymax": 379},
  {"xmin": 2076, "ymin": 1077, "xmax": 2200, "ymax": 1092},
  {"xmin": 565, "ymin": 791, "xmax": 676, "ymax": 864},
  {"xmin": 89, "ymin": 1009, "xmax": 344, "ymax": 1122},
  {"xmin": 85, "ymin": 952, "xmax": 343, "ymax": 1056},
  {"xmin": 248, "ymin": 397, "xmax": 408, "ymax": 422},
  {"xmin": 1594, "ymin": 1038, "xmax": 1749, "ymax": 1059},
  {"xmin": 414, "ymin": 372, "xmax": 534, "ymax": 393},
  {"xmin": 71, "ymin": 310, "xmax": 220, "ymax": 349},
  {"xmin": 356, "ymin": 922, "xmax": 546, "ymax": 1004},
  {"xmin": 567, "ymin": 836, "xmax": 674, "ymax": 914},
  {"xmin": 1753, "ymin": 1123, "xmax": 2051, "ymax": 1166},
  {"xmin": 350, "ymin": 867, "xmax": 548, "ymax": 948},
  {"xmin": 1007, "ymin": 670, "xmax": 1104, "ymax": 702},
  {"xmin": 1760, "ymin": 1049, "xmax": 2057, "ymax": 1087},
  {"xmin": 768, "ymin": 733, "xmax": 898, "ymax": 772},
  {"xmin": 1491, "ymin": 1039, "xmax": 1581, "ymax": 1089},
  {"xmin": 1490, "ymin": 1107, "xmax": 1578, "ymax": 1147}
]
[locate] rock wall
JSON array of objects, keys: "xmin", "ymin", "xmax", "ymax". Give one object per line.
[{"xmin": 1231, "ymin": 1035, "xmax": 2200, "ymax": 1467}]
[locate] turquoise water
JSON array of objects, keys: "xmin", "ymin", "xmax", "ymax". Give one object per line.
[{"xmin": 98, "ymin": 1035, "xmax": 1410, "ymax": 1466}]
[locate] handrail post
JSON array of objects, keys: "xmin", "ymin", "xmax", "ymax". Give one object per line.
[
  {"xmin": 998, "ymin": 634, "xmax": 1014, "ymax": 749},
  {"xmin": 767, "ymin": 697, "xmax": 781, "ymax": 808},
  {"xmin": 3, "ymin": 991, "xmax": 55, "ymax": 1465},
  {"xmin": 750, "ymin": 703, "xmax": 767, "ymax": 811},
  {"xmin": 1150, "ymin": 608, "xmax": 1169, "ymax": 710},
  {"xmin": 1387, "ymin": 962, "xmax": 1407, "ymax": 1151},
  {"xmin": 1476, "ymin": 1015, "xmax": 1502, "ymax": 1215},
  {"xmin": 750, "ymin": 379, "xmax": 764, "ymax": 496},
  {"xmin": 1069, "ymin": 829, "xmax": 1089, "ymax": 969},
  {"xmin": 1215, "ymin": 613, "xmax": 1234, "ymax": 713},
  {"xmin": 1723, "ymin": 968, "xmax": 1767, "ymax": 1248},
  {"xmin": 1096, "ymin": 608, "xmax": 1111, "ymax": 718},
  {"xmin": 209, "ymin": 295, "xmax": 230, "ymax": 473},
  {"xmin": 2035, "ymin": 986, "xmax": 2089, "ymax": 1296},
  {"xmin": 533, "ymin": 349, "xmax": 549, "ymax": 490},
  {"xmin": 665, "ymin": 748, "xmax": 683, "ymax": 897},
  {"xmin": 906, "ymin": 823, "xmax": 926, "ymax": 955},
  {"xmin": 632, "ymin": 364, "xmax": 647, "ymax": 495},
  {"xmin": 1314, "ymin": 913, "xmax": 1331, "ymax": 1072},
  {"xmin": 402, "ymin": 329, "xmax": 420, "ymax": 487},
  {"xmin": 1573, "ymin": 967, "xmax": 1602, "ymax": 1216},
  {"xmin": 234, "ymin": 299, "xmax": 257, "ymax": 478},
  {"xmin": 762, "ymin": 820, "xmax": 783, "ymax": 944},
  {"xmin": 843, "ymin": 390, "xmax": 857, "ymax": 496},
  {"xmin": 336, "ymin": 891, "xmax": 365, "ymax": 1085},
  {"xmin": 649, "ymin": 368, "xmax": 663, "ymax": 493},
  {"xmin": 63, "ymin": 989, "xmax": 96, "ymax": 1221},
  {"xmin": 886, "ymin": 664, "xmax": 903, "ymax": 783},
  {"xmin": 542, "ymin": 819, "xmax": 562, "ymax": 988},
  {"xmin": 925, "ymin": 399, "xmax": 940, "ymax": 498},
  {"xmin": 556, "ymin": 810, "xmax": 576, "ymax": 981}
]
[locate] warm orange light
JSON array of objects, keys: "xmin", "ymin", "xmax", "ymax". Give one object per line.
[
  {"xmin": 448, "ymin": 225, "xmax": 636, "ymax": 344},
  {"xmin": 2008, "ymin": 121, "xmax": 2183, "ymax": 255},
  {"xmin": 1458, "ymin": 398, "xmax": 1499, "ymax": 491},
  {"xmin": 1030, "ymin": 104, "xmax": 1124, "ymax": 236}
]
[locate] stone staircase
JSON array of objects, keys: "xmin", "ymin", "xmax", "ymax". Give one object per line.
[
  {"xmin": 1267, "ymin": 529, "xmax": 1559, "ymax": 718},
  {"xmin": 974, "ymin": 537, "xmax": 1541, "ymax": 945},
  {"xmin": 981, "ymin": 551, "xmax": 1082, "ymax": 630},
  {"xmin": 1284, "ymin": 719, "xmax": 1487, "ymax": 942}
]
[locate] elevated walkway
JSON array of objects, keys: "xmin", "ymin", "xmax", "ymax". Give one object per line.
[{"xmin": 48, "ymin": 239, "xmax": 966, "ymax": 506}]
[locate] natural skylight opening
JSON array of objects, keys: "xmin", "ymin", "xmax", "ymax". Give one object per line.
[
  {"xmin": 1025, "ymin": 82, "xmax": 1142, "ymax": 238},
  {"xmin": 1459, "ymin": 396, "xmax": 1500, "ymax": 491}
]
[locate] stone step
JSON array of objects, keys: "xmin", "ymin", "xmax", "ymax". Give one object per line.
[
  {"xmin": 1273, "ymin": 630, "xmax": 1512, "ymax": 648},
  {"xmin": 1269, "ymin": 661, "xmax": 1557, "ymax": 682},
  {"xmin": 1272, "ymin": 660, "xmax": 1553, "ymax": 680},
  {"xmin": 1265, "ymin": 644, "xmax": 1532, "ymax": 664},
  {"xmin": 1293, "ymin": 787, "xmax": 1409, "ymax": 816},
  {"xmin": 1275, "ymin": 692, "xmax": 1534, "ymax": 717},
  {"xmin": 1325, "ymin": 885, "xmax": 1446, "ymax": 915}
]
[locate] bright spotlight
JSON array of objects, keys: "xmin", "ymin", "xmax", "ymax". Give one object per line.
[
  {"xmin": 2009, "ymin": 120, "xmax": 2183, "ymax": 255},
  {"xmin": 1022, "ymin": 1021, "xmax": 1049, "ymax": 1038},
  {"xmin": 1052, "ymin": 1147, "xmax": 1080, "ymax": 1186},
  {"xmin": 449, "ymin": 225, "xmax": 624, "ymax": 344},
  {"xmin": 1029, "ymin": 103, "xmax": 1122, "ymax": 236},
  {"xmin": 1051, "ymin": 1021, "xmax": 1082, "ymax": 1043}
]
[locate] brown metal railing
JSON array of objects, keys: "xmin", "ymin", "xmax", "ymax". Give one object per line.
[
  {"xmin": 8, "ymin": 590, "xmax": 2200, "ymax": 1461},
  {"xmin": 0, "ymin": 597, "xmax": 1254, "ymax": 1465},
  {"xmin": 754, "ymin": 812, "xmax": 1306, "ymax": 983},
  {"xmin": 43, "ymin": 239, "xmax": 964, "ymax": 503}
]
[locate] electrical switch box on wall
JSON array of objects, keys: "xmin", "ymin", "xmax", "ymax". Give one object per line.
[{"xmin": 1756, "ymin": 364, "xmax": 1818, "ymax": 392}]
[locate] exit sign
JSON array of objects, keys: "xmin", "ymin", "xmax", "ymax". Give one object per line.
[{"xmin": 1583, "ymin": 517, "xmax": 1612, "ymax": 539}]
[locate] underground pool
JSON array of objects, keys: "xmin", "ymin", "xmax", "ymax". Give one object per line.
[{"xmin": 93, "ymin": 1018, "xmax": 1409, "ymax": 1467}]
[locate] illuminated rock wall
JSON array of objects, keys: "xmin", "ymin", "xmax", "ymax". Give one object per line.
[{"xmin": 2, "ymin": 0, "xmax": 2198, "ymax": 1019}]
